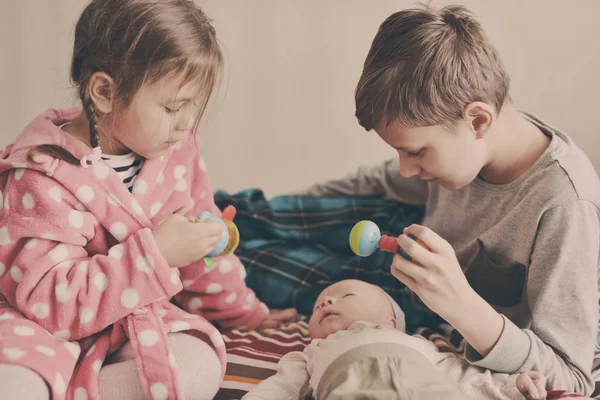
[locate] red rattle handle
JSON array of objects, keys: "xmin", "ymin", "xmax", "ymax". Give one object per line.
[
  {"xmin": 379, "ymin": 234, "xmax": 430, "ymax": 262},
  {"xmin": 379, "ymin": 235, "xmax": 399, "ymax": 253},
  {"xmin": 221, "ymin": 205, "xmax": 236, "ymax": 222}
]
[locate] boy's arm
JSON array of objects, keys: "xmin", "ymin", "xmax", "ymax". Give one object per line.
[
  {"xmin": 301, "ymin": 158, "xmax": 428, "ymax": 205},
  {"xmin": 174, "ymin": 151, "xmax": 268, "ymax": 330},
  {"xmin": 461, "ymin": 201, "xmax": 599, "ymax": 395},
  {"xmin": 242, "ymin": 351, "xmax": 311, "ymax": 400}
]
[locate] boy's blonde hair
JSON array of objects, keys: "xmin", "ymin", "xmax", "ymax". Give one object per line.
[{"xmin": 355, "ymin": 4, "xmax": 510, "ymax": 130}]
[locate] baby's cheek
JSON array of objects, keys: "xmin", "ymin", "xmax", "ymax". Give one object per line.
[
  {"xmin": 335, "ymin": 316, "xmax": 353, "ymax": 331},
  {"xmin": 308, "ymin": 319, "xmax": 321, "ymax": 337}
]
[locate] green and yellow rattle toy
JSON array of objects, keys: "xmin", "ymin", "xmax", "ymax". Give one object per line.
[
  {"xmin": 196, "ymin": 205, "xmax": 240, "ymax": 267},
  {"xmin": 349, "ymin": 220, "xmax": 429, "ymax": 261}
]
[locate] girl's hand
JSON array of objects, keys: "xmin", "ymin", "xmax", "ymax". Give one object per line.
[
  {"xmin": 257, "ymin": 308, "xmax": 299, "ymax": 329},
  {"xmin": 390, "ymin": 224, "xmax": 475, "ymax": 320},
  {"xmin": 153, "ymin": 214, "xmax": 224, "ymax": 268},
  {"xmin": 516, "ymin": 371, "xmax": 547, "ymax": 400}
]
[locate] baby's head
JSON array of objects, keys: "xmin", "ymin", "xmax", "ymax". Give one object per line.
[{"xmin": 308, "ymin": 279, "xmax": 405, "ymax": 339}]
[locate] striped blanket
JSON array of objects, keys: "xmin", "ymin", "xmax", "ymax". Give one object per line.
[
  {"xmin": 213, "ymin": 189, "xmax": 596, "ymax": 399},
  {"xmin": 216, "ymin": 320, "xmax": 589, "ymax": 400},
  {"xmin": 216, "ymin": 321, "xmax": 312, "ymax": 399}
]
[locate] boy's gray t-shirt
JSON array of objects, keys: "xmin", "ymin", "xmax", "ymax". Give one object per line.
[{"xmin": 305, "ymin": 114, "xmax": 600, "ymax": 394}]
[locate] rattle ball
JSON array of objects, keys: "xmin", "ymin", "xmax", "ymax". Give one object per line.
[
  {"xmin": 349, "ymin": 220, "xmax": 381, "ymax": 256},
  {"xmin": 349, "ymin": 220, "xmax": 429, "ymax": 262},
  {"xmin": 197, "ymin": 206, "xmax": 240, "ymax": 257}
]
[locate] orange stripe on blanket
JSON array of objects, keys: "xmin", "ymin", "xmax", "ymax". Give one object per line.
[{"xmin": 223, "ymin": 375, "xmax": 262, "ymax": 385}]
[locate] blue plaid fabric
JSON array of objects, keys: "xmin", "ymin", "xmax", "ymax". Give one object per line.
[{"xmin": 214, "ymin": 189, "xmax": 443, "ymax": 332}]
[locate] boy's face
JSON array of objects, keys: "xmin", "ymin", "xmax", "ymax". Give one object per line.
[
  {"xmin": 375, "ymin": 119, "xmax": 489, "ymax": 190},
  {"xmin": 308, "ymin": 279, "xmax": 396, "ymax": 339}
]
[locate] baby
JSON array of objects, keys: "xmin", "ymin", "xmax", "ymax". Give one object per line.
[{"xmin": 243, "ymin": 279, "xmax": 547, "ymax": 400}]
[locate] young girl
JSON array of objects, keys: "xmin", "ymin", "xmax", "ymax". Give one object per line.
[{"xmin": 0, "ymin": 1, "xmax": 293, "ymax": 399}]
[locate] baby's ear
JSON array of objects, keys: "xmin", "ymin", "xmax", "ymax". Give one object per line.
[{"xmin": 386, "ymin": 318, "xmax": 397, "ymax": 329}]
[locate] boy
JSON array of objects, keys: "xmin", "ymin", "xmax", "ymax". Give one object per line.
[
  {"xmin": 306, "ymin": 5, "xmax": 600, "ymax": 395},
  {"xmin": 243, "ymin": 279, "xmax": 547, "ymax": 400}
]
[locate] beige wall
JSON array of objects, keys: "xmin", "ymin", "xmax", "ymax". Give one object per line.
[{"xmin": 1, "ymin": 1, "xmax": 598, "ymax": 196}]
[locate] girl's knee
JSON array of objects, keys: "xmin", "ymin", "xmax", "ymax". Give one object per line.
[
  {"xmin": 0, "ymin": 364, "xmax": 50, "ymax": 400},
  {"xmin": 169, "ymin": 333, "xmax": 223, "ymax": 400}
]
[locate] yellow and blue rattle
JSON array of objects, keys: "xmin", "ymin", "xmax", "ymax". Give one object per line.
[
  {"xmin": 196, "ymin": 205, "xmax": 240, "ymax": 267},
  {"xmin": 349, "ymin": 220, "xmax": 429, "ymax": 262}
]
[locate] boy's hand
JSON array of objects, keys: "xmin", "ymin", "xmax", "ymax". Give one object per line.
[
  {"xmin": 516, "ymin": 371, "xmax": 547, "ymax": 400},
  {"xmin": 152, "ymin": 214, "xmax": 224, "ymax": 268},
  {"xmin": 390, "ymin": 224, "xmax": 474, "ymax": 319},
  {"xmin": 257, "ymin": 308, "xmax": 299, "ymax": 329}
]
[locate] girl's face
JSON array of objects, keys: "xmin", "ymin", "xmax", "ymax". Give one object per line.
[{"xmin": 109, "ymin": 76, "xmax": 201, "ymax": 159}]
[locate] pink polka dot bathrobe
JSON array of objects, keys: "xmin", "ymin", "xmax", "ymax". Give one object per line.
[{"xmin": 0, "ymin": 109, "xmax": 268, "ymax": 400}]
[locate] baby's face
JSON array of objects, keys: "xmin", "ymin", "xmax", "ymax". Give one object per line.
[{"xmin": 308, "ymin": 280, "xmax": 396, "ymax": 339}]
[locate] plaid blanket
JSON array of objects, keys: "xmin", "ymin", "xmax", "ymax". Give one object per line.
[
  {"xmin": 214, "ymin": 188, "xmax": 443, "ymax": 332},
  {"xmin": 214, "ymin": 189, "xmax": 599, "ymax": 398}
]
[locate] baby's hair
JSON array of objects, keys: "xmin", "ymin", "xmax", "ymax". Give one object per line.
[
  {"xmin": 355, "ymin": 4, "xmax": 510, "ymax": 130},
  {"xmin": 28, "ymin": 0, "xmax": 223, "ymax": 164}
]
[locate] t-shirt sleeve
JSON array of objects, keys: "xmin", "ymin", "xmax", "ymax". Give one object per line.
[{"xmin": 465, "ymin": 200, "xmax": 599, "ymax": 395}]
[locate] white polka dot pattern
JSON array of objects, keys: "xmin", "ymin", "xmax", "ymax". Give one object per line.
[
  {"xmin": 21, "ymin": 193, "xmax": 34, "ymax": 209},
  {"xmin": 0, "ymin": 226, "xmax": 11, "ymax": 245},
  {"xmin": 121, "ymin": 288, "xmax": 140, "ymax": 308},
  {"xmin": 132, "ymin": 179, "xmax": 148, "ymax": 195},
  {"xmin": 138, "ymin": 330, "xmax": 159, "ymax": 347},
  {"xmin": 74, "ymin": 387, "xmax": 89, "ymax": 400},
  {"xmin": 76, "ymin": 186, "xmax": 95, "ymax": 204},
  {"xmin": 110, "ymin": 222, "xmax": 128, "ymax": 241},
  {"xmin": 31, "ymin": 302, "xmax": 50, "ymax": 319},
  {"xmin": 150, "ymin": 382, "xmax": 168, "ymax": 400}
]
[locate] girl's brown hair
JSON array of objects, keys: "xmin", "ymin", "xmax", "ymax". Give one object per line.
[
  {"xmin": 28, "ymin": 0, "xmax": 223, "ymax": 164},
  {"xmin": 355, "ymin": 4, "xmax": 510, "ymax": 131}
]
